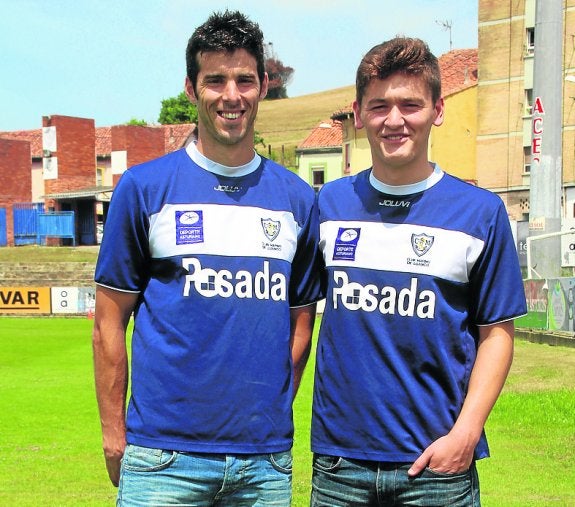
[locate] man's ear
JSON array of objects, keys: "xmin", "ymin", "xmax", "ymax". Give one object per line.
[
  {"xmin": 352, "ymin": 100, "xmax": 364, "ymax": 129},
  {"xmin": 184, "ymin": 76, "xmax": 197, "ymax": 104},
  {"xmin": 259, "ymin": 72, "xmax": 269, "ymax": 100},
  {"xmin": 433, "ymin": 97, "xmax": 445, "ymax": 127}
]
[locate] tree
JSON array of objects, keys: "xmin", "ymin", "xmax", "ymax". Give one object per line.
[
  {"xmin": 125, "ymin": 118, "xmax": 148, "ymax": 126},
  {"xmin": 263, "ymin": 42, "xmax": 294, "ymax": 100},
  {"xmin": 254, "ymin": 131, "xmax": 265, "ymax": 148},
  {"xmin": 157, "ymin": 92, "xmax": 265, "ymax": 146},
  {"xmin": 265, "ymin": 57, "xmax": 294, "ymax": 100},
  {"xmin": 158, "ymin": 92, "xmax": 198, "ymax": 124}
]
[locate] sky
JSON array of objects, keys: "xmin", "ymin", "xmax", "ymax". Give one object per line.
[{"xmin": 0, "ymin": 0, "xmax": 478, "ymax": 132}]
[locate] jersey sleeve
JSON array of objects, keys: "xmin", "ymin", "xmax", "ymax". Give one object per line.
[
  {"xmin": 94, "ymin": 171, "xmax": 150, "ymax": 292},
  {"xmin": 469, "ymin": 201, "xmax": 527, "ymax": 325},
  {"xmin": 288, "ymin": 195, "xmax": 322, "ymax": 307}
]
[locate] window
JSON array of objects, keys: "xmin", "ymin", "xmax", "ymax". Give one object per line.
[
  {"xmin": 524, "ymin": 88, "xmax": 533, "ymax": 116},
  {"xmin": 311, "ymin": 166, "xmax": 325, "ymax": 191},
  {"xmin": 526, "ymin": 27, "xmax": 535, "ymax": 55},
  {"xmin": 524, "ymin": 146, "xmax": 531, "ymax": 174}
]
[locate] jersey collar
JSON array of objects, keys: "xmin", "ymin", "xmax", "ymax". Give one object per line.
[
  {"xmin": 186, "ymin": 141, "xmax": 261, "ymax": 177},
  {"xmin": 369, "ymin": 164, "xmax": 444, "ymax": 196}
]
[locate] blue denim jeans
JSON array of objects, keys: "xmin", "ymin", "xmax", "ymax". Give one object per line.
[
  {"xmin": 117, "ymin": 444, "xmax": 292, "ymax": 506},
  {"xmin": 311, "ymin": 454, "xmax": 480, "ymax": 506}
]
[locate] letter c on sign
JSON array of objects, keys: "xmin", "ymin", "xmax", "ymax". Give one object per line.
[{"xmin": 533, "ymin": 117, "xmax": 543, "ymax": 135}]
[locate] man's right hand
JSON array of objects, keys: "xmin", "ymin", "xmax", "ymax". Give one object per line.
[{"xmin": 104, "ymin": 441, "xmax": 125, "ymax": 487}]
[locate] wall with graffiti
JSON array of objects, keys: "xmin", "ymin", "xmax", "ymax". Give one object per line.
[{"xmin": 516, "ymin": 277, "xmax": 575, "ymax": 332}]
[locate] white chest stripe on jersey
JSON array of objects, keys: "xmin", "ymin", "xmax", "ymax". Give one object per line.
[
  {"xmin": 149, "ymin": 203, "xmax": 300, "ymax": 262},
  {"xmin": 320, "ymin": 220, "xmax": 485, "ymax": 284}
]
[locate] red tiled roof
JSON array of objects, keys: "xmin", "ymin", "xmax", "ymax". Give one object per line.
[
  {"xmin": 95, "ymin": 126, "xmax": 111, "ymax": 156},
  {"xmin": 297, "ymin": 120, "xmax": 342, "ymax": 150},
  {"xmin": 0, "ymin": 123, "xmax": 197, "ymax": 158},
  {"xmin": 331, "ymin": 105, "xmax": 353, "ymax": 121},
  {"xmin": 0, "ymin": 129, "xmax": 43, "ymax": 157},
  {"xmin": 439, "ymin": 48, "xmax": 478, "ymax": 97},
  {"xmin": 163, "ymin": 123, "xmax": 196, "ymax": 152}
]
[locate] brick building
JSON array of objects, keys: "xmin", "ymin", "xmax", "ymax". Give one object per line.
[
  {"xmin": 0, "ymin": 138, "xmax": 32, "ymax": 246},
  {"xmin": 0, "ymin": 116, "xmax": 195, "ymax": 246}
]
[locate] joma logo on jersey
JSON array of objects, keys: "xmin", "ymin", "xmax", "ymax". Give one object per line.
[
  {"xmin": 332, "ymin": 271, "xmax": 436, "ymax": 318},
  {"xmin": 182, "ymin": 257, "xmax": 287, "ymax": 301},
  {"xmin": 379, "ymin": 199, "xmax": 410, "ymax": 208},
  {"xmin": 214, "ymin": 184, "xmax": 242, "ymax": 193}
]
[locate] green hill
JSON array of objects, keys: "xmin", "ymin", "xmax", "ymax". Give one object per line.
[{"xmin": 255, "ymin": 85, "xmax": 355, "ymax": 166}]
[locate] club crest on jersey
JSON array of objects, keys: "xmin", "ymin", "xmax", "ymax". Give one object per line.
[
  {"xmin": 333, "ymin": 227, "xmax": 361, "ymax": 261},
  {"xmin": 261, "ymin": 218, "xmax": 281, "ymax": 242},
  {"xmin": 411, "ymin": 233, "xmax": 434, "ymax": 257},
  {"xmin": 175, "ymin": 210, "xmax": 204, "ymax": 245}
]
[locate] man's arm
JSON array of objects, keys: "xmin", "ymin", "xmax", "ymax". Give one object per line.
[
  {"xmin": 92, "ymin": 285, "xmax": 139, "ymax": 487},
  {"xmin": 290, "ymin": 303, "xmax": 317, "ymax": 396},
  {"xmin": 408, "ymin": 320, "xmax": 514, "ymax": 476}
]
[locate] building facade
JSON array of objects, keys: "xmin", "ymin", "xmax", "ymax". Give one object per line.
[
  {"xmin": 477, "ymin": 0, "xmax": 575, "ymax": 223},
  {"xmin": 429, "ymin": 49, "xmax": 478, "ymax": 183},
  {"xmin": 296, "ymin": 120, "xmax": 343, "ymax": 190}
]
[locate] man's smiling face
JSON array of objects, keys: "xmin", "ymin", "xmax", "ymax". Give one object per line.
[
  {"xmin": 353, "ymin": 72, "xmax": 444, "ymax": 185},
  {"xmin": 186, "ymin": 48, "xmax": 268, "ymax": 152}
]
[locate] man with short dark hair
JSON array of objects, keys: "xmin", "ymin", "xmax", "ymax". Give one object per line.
[{"xmin": 93, "ymin": 10, "xmax": 320, "ymax": 505}]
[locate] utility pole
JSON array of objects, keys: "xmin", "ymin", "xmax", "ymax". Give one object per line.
[{"xmin": 528, "ymin": 0, "xmax": 563, "ymax": 278}]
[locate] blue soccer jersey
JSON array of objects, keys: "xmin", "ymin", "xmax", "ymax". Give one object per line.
[
  {"xmin": 95, "ymin": 145, "xmax": 321, "ymax": 454},
  {"xmin": 311, "ymin": 166, "xmax": 527, "ymax": 462}
]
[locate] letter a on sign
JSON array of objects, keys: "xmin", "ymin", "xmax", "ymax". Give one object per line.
[{"xmin": 533, "ymin": 97, "xmax": 545, "ymax": 115}]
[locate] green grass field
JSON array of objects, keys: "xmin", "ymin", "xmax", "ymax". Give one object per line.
[
  {"xmin": 0, "ymin": 316, "xmax": 574, "ymax": 506},
  {"xmin": 0, "ymin": 245, "xmax": 99, "ymax": 263}
]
